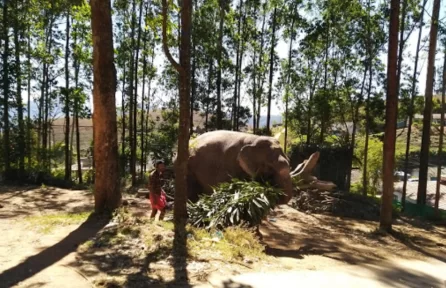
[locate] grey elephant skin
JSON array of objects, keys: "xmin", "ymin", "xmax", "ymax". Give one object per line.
[{"xmin": 183, "ymin": 130, "xmax": 295, "ymax": 204}]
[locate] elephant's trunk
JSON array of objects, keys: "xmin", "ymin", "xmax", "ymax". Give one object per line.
[{"xmin": 276, "ymin": 168, "xmax": 293, "ymax": 204}]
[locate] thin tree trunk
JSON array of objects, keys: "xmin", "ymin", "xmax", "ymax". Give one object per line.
[
  {"xmin": 396, "ymin": 0, "xmax": 408, "ymax": 95},
  {"xmin": 3, "ymin": 0, "xmax": 10, "ymax": 172},
  {"xmin": 380, "ymin": 0, "xmax": 400, "ymax": 232},
  {"xmin": 129, "ymin": 0, "xmax": 136, "ymax": 186},
  {"xmin": 232, "ymin": 0, "xmax": 243, "ymax": 131},
  {"xmin": 73, "ymin": 28, "xmax": 82, "ymax": 184},
  {"xmin": 256, "ymin": 11, "xmax": 267, "ymax": 131},
  {"xmin": 216, "ymin": 4, "xmax": 224, "ymax": 129},
  {"xmin": 252, "ymin": 51, "xmax": 257, "ymax": 134},
  {"xmin": 284, "ymin": 7, "xmax": 297, "ymax": 153},
  {"xmin": 162, "ymin": 0, "xmax": 191, "ymax": 258},
  {"xmin": 320, "ymin": 11, "xmax": 330, "ymax": 144},
  {"xmin": 133, "ymin": 0, "xmax": 143, "ymax": 181},
  {"xmin": 144, "ymin": 49, "xmax": 154, "ymax": 173},
  {"xmin": 121, "ymin": 61, "xmax": 126, "ymax": 174},
  {"xmin": 140, "ymin": 17, "xmax": 148, "ymax": 180},
  {"xmin": 346, "ymin": 66, "xmax": 368, "ymax": 192},
  {"xmin": 190, "ymin": 1, "xmax": 197, "ymax": 135},
  {"xmin": 27, "ymin": 20, "xmax": 32, "ymax": 170},
  {"xmin": 435, "ymin": 49, "xmax": 446, "ymax": 214},
  {"xmin": 205, "ymin": 60, "xmax": 212, "ymax": 131},
  {"xmin": 362, "ymin": 0, "xmax": 373, "ymax": 196},
  {"xmin": 64, "ymin": 11, "xmax": 71, "ymax": 182},
  {"xmin": 91, "ymin": 0, "xmax": 121, "ymax": 212},
  {"xmin": 417, "ymin": 0, "xmax": 441, "ymax": 205},
  {"xmin": 266, "ymin": 7, "xmax": 277, "ymax": 134},
  {"xmin": 14, "ymin": 0, "xmax": 24, "ymax": 177},
  {"xmin": 402, "ymin": 0, "xmax": 427, "ymax": 209}
]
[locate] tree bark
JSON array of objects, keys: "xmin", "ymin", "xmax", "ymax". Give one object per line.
[
  {"xmin": 64, "ymin": 11, "xmax": 71, "ymax": 182},
  {"xmin": 129, "ymin": 0, "xmax": 137, "ymax": 186},
  {"xmin": 266, "ymin": 7, "xmax": 277, "ymax": 134},
  {"xmin": 417, "ymin": 0, "xmax": 441, "ymax": 205},
  {"xmin": 380, "ymin": 0, "xmax": 400, "ymax": 232},
  {"xmin": 140, "ymin": 9, "xmax": 148, "ymax": 180},
  {"xmin": 3, "ymin": 0, "xmax": 10, "ymax": 172},
  {"xmin": 133, "ymin": 0, "xmax": 144, "ymax": 182},
  {"xmin": 121, "ymin": 61, "xmax": 126, "ymax": 175},
  {"xmin": 232, "ymin": 0, "xmax": 243, "ymax": 131},
  {"xmin": 435, "ymin": 48, "xmax": 446, "ymax": 214},
  {"xmin": 362, "ymin": 0, "xmax": 373, "ymax": 196},
  {"xmin": 402, "ymin": 0, "xmax": 427, "ymax": 209},
  {"xmin": 284, "ymin": 5, "xmax": 297, "ymax": 153},
  {"xmin": 90, "ymin": 0, "xmax": 121, "ymax": 212},
  {"xmin": 27, "ymin": 18, "xmax": 31, "ymax": 171},
  {"xmin": 162, "ymin": 0, "xmax": 191, "ymax": 258},
  {"xmin": 216, "ymin": 2, "xmax": 225, "ymax": 129},
  {"xmin": 14, "ymin": 0, "xmax": 24, "ymax": 177}
]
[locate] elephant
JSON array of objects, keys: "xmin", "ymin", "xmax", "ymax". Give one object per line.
[{"xmin": 184, "ymin": 130, "xmax": 297, "ymax": 204}]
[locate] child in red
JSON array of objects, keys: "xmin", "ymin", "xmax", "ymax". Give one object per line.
[{"xmin": 148, "ymin": 160, "xmax": 167, "ymax": 220}]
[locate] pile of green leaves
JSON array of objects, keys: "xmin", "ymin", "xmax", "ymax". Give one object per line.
[{"xmin": 187, "ymin": 179, "xmax": 284, "ymax": 230}]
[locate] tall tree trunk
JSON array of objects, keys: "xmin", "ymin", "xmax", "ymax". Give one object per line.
[
  {"xmin": 266, "ymin": 7, "xmax": 277, "ymax": 134},
  {"xmin": 320, "ymin": 11, "xmax": 330, "ymax": 144},
  {"xmin": 129, "ymin": 0, "xmax": 136, "ymax": 186},
  {"xmin": 232, "ymin": 0, "xmax": 243, "ymax": 131},
  {"xmin": 64, "ymin": 11, "xmax": 71, "ymax": 182},
  {"xmin": 396, "ymin": 0, "xmax": 408, "ymax": 103},
  {"xmin": 205, "ymin": 60, "xmax": 212, "ymax": 131},
  {"xmin": 121, "ymin": 61, "xmax": 126, "ymax": 175},
  {"xmin": 284, "ymin": 7, "xmax": 297, "ymax": 153},
  {"xmin": 91, "ymin": 0, "xmax": 121, "ymax": 212},
  {"xmin": 144, "ymin": 50, "xmax": 154, "ymax": 173},
  {"xmin": 236, "ymin": 6, "xmax": 246, "ymax": 131},
  {"xmin": 27, "ymin": 20, "xmax": 31, "ymax": 170},
  {"xmin": 190, "ymin": 1, "xmax": 197, "ymax": 135},
  {"xmin": 417, "ymin": 0, "xmax": 441, "ymax": 205},
  {"xmin": 42, "ymin": 13, "xmax": 54, "ymax": 171},
  {"xmin": 252, "ymin": 52, "xmax": 257, "ymax": 134},
  {"xmin": 162, "ymin": 0, "xmax": 191, "ymax": 258},
  {"xmin": 2, "ymin": 0, "xmax": 10, "ymax": 172},
  {"xmin": 140, "ymin": 19, "xmax": 148, "ymax": 180},
  {"xmin": 380, "ymin": 0, "xmax": 400, "ymax": 232},
  {"xmin": 362, "ymin": 0, "xmax": 373, "ymax": 196},
  {"xmin": 363, "ymin": 64, "xmax": 373, "ymax": 195},
  {"xmin": 216, "ymin": 2, "xmax": 224, "ymax": 129},
  {"xmin": 133, "ymin": 0, "xmax": 143, "ymax": 182},
  {"xmin": 256, "ymin": 11, "xmax": 267, "ymax": 131},
  {"xmin": 346, "ymin": 66, "xmax": 368, "ymax": 192},
  {"xmin": 435, "ymin": 49, "xmax": 446, "ymax": 214},
  {"xmin": 402, "ymin": 0, "xmax": 427, "ymax": 209},
  {"xmin": 14, "ymin": 0, "xmax": 24, "ymax": 177},
  {"xmin": 73, "ymin": 24, "xmax": 82, "ymax": 184}
]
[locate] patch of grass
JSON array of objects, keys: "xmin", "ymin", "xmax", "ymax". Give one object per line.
[
  {"xmin": 78, "ymin": 240, "xmax": 95, "ymax": 252},
  {"xmin": 26, "ymin": 211, "xmax": 91, "ymax": 234},
  {"xmin": 187, "ymin": 225, "xmax": 266, "ymax": 261}
]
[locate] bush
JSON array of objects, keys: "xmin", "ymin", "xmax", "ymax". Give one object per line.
[{"xmin": 187, "ymin": 179, "xmax": 284, "ymax": 230}]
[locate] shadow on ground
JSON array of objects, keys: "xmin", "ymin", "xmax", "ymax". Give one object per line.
[
  {"xmin": 0, "ymin": 213, "xmax": 109, "ymax": 287},
  {"xmin": 260, "ymin": 206, "xmax": 446, "ymax": 287},
  {"xmin": 0, "ymin": 186, "xmax": 93, "ymax": 219}
]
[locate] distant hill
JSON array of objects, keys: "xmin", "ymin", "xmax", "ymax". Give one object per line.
[{"xmin": 248, "ymin": 115, "xmax": 282, "ymax": 128}]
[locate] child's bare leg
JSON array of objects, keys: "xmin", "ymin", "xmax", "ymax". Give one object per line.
[
  {"xmin": 158, "ymin": 209, "xmax": 166, "ymax": 221},
  {"xmin": 150, "ymin": 209, "xmax": 158, "ymax": 219}
]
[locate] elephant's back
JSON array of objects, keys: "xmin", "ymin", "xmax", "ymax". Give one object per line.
[{"xmin": 192, "ymin": 130, "xmax": 258, "ymax": 152}]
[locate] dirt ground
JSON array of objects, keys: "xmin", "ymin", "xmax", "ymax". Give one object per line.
[{"xmin": 0, "ymin": 185, "xmax": 445, "ymax": 287}]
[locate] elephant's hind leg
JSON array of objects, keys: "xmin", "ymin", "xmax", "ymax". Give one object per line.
[{"xmin": 187, "ymin": 173, "xmax": 202, "ymax": 203}]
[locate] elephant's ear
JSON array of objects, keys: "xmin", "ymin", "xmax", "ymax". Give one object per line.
[{"xmin": 238, "ymin": 144, "xmax": 262, "ymax": 178}]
